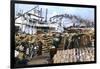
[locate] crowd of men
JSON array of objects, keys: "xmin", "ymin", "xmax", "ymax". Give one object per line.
[{"xmin": 15, "ymin": 32, "xmax": 63, "ymax": 65}]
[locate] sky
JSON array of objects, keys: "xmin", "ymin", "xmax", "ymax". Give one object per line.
[{"xmin": 15, "ymin": 3, "xmax": 95, "ymax": 22}]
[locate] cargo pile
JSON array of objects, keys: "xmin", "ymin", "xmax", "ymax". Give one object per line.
[
  {"xmin": 53, "ymin": 47, "xmax": 94, "ymax": 63},
  {"xmin": 15, "ymin": 28, "xmax": 95, "ymax": 65}
]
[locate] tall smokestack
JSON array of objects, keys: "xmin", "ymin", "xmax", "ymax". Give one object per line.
[
  {"xmin": 40, "ymin": 8, "xmax": 42, "ymax": 21},
  {"xmin": 45, "ymin": 8, "xmax": 48, "ymax": 22}
]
